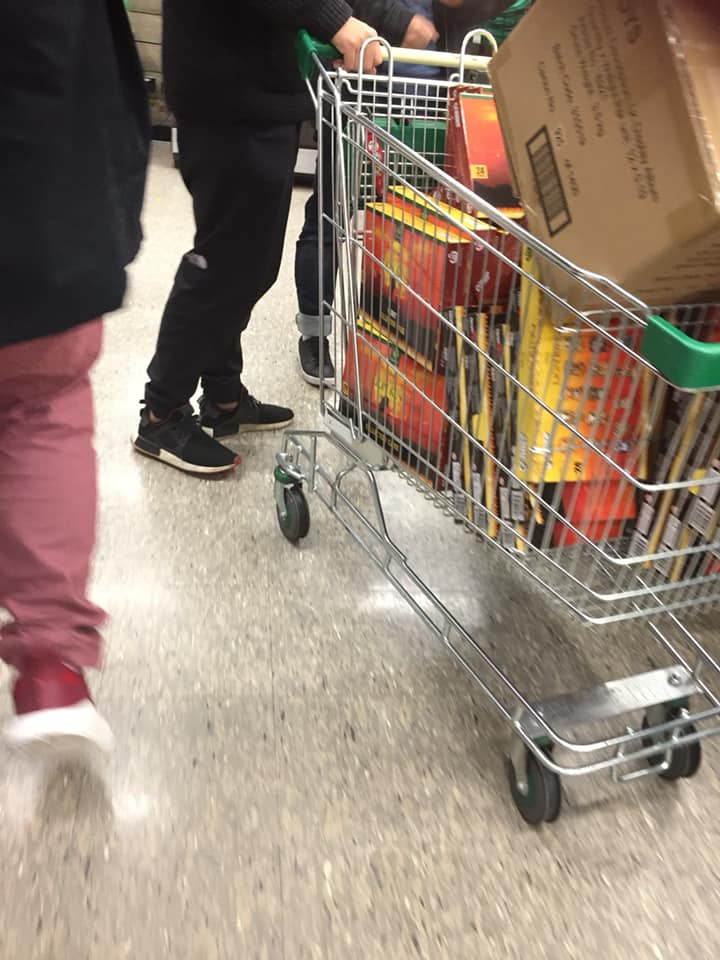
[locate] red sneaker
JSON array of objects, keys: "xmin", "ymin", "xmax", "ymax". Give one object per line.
[{"xmin": 4, "ymin": 660, "xmax": 114, "ymax": 756}]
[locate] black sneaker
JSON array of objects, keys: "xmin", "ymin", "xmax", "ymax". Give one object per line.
[
  {"xmin": 198, "ymin": 387, "xmax": 294, "ymax": 439},
  {"xmin": 298, "ymin": 336, "xmax": 335, "ymax": 387},
  {"xmin": 134, "ymin": 405, "xmax": 240, "ymax": 475}
]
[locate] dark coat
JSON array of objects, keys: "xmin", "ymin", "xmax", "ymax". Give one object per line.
[
  {"xmin": 0, "ymin": 0, "xmax": 150, "ymax": 348},
  {"xmin": 435, "ymin": 1, "xmax": 531, "ymax": 53},
  {"xmin": 162, "ymin": 0, "xmax": 414, "ymax": 125}
]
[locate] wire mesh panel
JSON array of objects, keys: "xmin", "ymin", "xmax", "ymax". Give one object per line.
[{"xmin": 314, "ymin": 66, "xmax": 720, "ymax": 626}]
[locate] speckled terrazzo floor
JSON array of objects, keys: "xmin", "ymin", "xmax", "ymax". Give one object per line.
[{"xmin": 1, "ymin": 144, "xmax": 718, "ymax": 960}]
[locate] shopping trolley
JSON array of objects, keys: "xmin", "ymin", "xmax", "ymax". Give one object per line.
[{"xmin": 273, "ymin": 32, "xmax": 720, "ymax": 824}]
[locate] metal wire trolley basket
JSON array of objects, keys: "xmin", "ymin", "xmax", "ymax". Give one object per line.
[{"xmin": 273, "ymin": 31, "xmax": 720, "ymax": 824}]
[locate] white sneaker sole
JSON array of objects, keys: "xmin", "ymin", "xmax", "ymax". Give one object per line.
[
  {"xmin": 201, "ymin": 418, "xmax": 294, "ymax": 438},
  {"xmin": 133, "ymin": 436, "xmax": 239, "ymax": 475},
  {"xmin": 4, "ymin": 700, "xmax": 115, "ymax": 757}
]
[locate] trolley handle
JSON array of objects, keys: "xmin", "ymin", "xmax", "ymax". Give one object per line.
[
  {"xmin": 296, "ymin": 31, "xmax": 337, "ymax": 79},
  {"xmin": 295, "ymin": 29, "xmax": 492, "ymax": 82},
  {"xmin": 641, "ymin": 314, "xmax": 720, "ymax": 391}
]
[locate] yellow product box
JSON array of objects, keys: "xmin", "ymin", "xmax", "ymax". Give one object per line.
[{"xmin": 513, "ymin": 246, "xmax": 649, "ymax": 484}]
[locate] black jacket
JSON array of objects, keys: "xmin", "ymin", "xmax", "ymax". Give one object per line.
[
  {"xmin": 0, "ymin": 0, "xmax": 149, "ymax": 349},
  {"xmin": 163, "ymin": 0, "xmax": 414, "ymax": 125},
  {"xmin": 435, "ymin": 1, "xmax": 524, "ymax": 52}
]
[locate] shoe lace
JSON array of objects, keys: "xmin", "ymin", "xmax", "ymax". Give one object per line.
[
  {"xmin": 167, "ymin": 407, "xmax": 203, "ymax": 441},
  {"xmin": 239, "ymin": 386, "xmax": 261, "ymax": 410}
]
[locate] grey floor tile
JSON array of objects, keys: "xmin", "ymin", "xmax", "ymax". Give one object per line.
[
  {"xmin": 280, "ymin": 838, "xmax": 719, "ymax": 960},
  {"xmin": 44, "ymin": 690, "xmax": 283, "ymax": 959},
  {"xmin": 0, "ymin": 754, "xmax": 95, "ymax": 959},
  {"xmin": 53, "ymin": 839, "xmax": 282, "ymax": 960},
  {"xmin": 75, "ymin": 690, "xmax": 278, "ymax": 854}
]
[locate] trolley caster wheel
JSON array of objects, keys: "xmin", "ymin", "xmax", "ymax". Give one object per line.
[
  {"xmin": 276, "ymin": 485, "xmax": 310, "ymax": 544},
  {"xmin": 507, "ymin": 745, "xmax": 562, "ymax": 825},
  {"xmin": 642, "ymin": 706, "xmax": 701, "ymax": 781}
]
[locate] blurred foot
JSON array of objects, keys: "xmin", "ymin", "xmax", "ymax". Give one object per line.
[{"xmin": 4, "ymin": 660, "xmax": 114, "ymax": 757}]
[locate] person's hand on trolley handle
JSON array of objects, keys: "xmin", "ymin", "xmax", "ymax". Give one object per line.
[{"xmin": 331, "ymin": 16, "xmax": 384, "ymax": 73}]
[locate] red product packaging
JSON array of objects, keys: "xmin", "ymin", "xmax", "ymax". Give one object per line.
[
  {"xmin": 552, "ymin": 478, "xmax": 637, "ymax": 547},
  {"xmin": 361, "ymin": 199, "xmax": 472, "ymax": 372},
  {"xmin": 445, "ymin": 86, "xmax": 517, "ymax": 208},
  {"xmin": 341, "ymin": 325, "xmax": 449, "ymax": 480},
  {"xmin": 386, "ymin": 186, "xmax": 523, "ymax": 307},
  {"xmin": 362, "ymin": 195, "xmax": 524, "ymax": 371}
]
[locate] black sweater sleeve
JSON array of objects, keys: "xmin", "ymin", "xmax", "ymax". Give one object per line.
[
  {"xmin": 353, "ymin": 0, "xmax": 414, "ymax": 46},
  {"xmin": 245, "ymin": 0, "xmax": 353, "ymax": 40}
]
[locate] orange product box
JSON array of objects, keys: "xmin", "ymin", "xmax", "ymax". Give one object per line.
[
  {"xmin": 386, "ymin": 186, "xmax": 524, "ymax": 306},
  {"xmin": 445, "ymin": 86, "xmax": 517, "ymax": 208},
  {"xmin": 361, "ymin": 199, "xmax": 476, "ymax": 372},
  {"xmin": 552, "ymin": 478, "xmax": 637, "ymax": 548},
  {"xmin": 341, "ymin": 326, "xmax": 449, "ymax": 478}
]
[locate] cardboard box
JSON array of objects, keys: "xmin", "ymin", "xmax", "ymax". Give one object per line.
[
  {"xmin": 445, "ymin": 86, "xmax": 517, "ymax": 208},
  {"xmin": 489, "ymin": 0, "xmax": 720, "ymax": 305},
  {"xmin": 341, "ymin": 327, "xmax": 449, "ymax": 480}
]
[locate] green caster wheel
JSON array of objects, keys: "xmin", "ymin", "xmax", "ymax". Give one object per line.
[
  {"xmin": 507, "ymin": 745, "xmax": 562, "ymax": 825},
  {"xmin": 276, "ymin": 485, "xmax": 310, "ymax": 544},
  {"xmin": 642, "ymin": 706, "xmax": 701, "ymax": 781}
]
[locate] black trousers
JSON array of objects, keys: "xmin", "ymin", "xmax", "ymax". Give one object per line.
[
  {"xmin": 294, "ymin": 110, "xmax": 335, "ymax": 326},
  {"xmin": 145, "ymin": 119, "xmax": 299, "ymax": 416}
]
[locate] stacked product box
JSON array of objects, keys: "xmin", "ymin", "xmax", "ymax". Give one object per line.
[
  {"xmin": 444, "ymin": 308, "xmax": 498, "ymax": 535},
  {"xmin": 629, "ymin": 389, "xmax": 720, "ymax": 582},
  {"xmin": 443, "ymin": 85, "xmax": 518, "ymax": 210},
  {"xmin": 343, "ymin": 179, "xmax": 522, "ymax": 500},
  {"xmin": 626, "ymin": 310, "xmax": 720, "ymax": 575},
  {"xmin": 513, "ymin": 245, "xmax": 650, "ymax": 549},
  {"xmin": 341, "ymin": 314, "xmax": 450, "ymax": 483}
]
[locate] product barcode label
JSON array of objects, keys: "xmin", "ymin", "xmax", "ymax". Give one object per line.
[
  {"xmin": 636, "ymin": 501, "xmax": 655, "ymax": 537},
  {"xmin": 661, "ymin": 513, "xmax": 682, "ymax": 550},
  {"xmin": 472, "ymin": 472, "xmax": 485, "ymax": 529},
  {"xmin": 627, "ymin": 530, "xmax": 648, "ymax": 558},
  {"xmin": 526, "ymin": 127, "xmax": 572, "ymax": 237},
  {"xmin": 518, "ymin": 434, "xmax": 528, "ymax": 472},
  {"xmin": 500, "ymin": 524, "xmax": 516, "ymax": 550},
  {"xmin": 451, "ymin": 458, "xmax": 462, "ymax": 508},
  {"xmin": 688, "ymin": 497, "xmax": 716, "ymax": 536},
  {"xmin": 699, "ymin": 467, "xmax": 720, "ymax": 506},
  {"xmin": 511, "ymin": 489, "xmax": 525, "ymax": 522}
]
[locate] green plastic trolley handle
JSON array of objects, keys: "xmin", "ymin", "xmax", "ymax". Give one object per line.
[
  {"xmin": 296, "ymin": 30, "xmax": 340, "ymax": 81},
  {"xmin": 641, "ymin": 314, "xmax": 720, "ymax": 390}
]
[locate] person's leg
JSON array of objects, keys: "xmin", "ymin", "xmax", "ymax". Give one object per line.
[
  {"xmin": 295, "ymin": 185, "xmax": 335, "ymax": 336},
  {"xmin": 137, "ymin": 120, "xmax": 299, "ymax": 465},
  {"xmin": 0, "ymin": 320, "xmax": 113, "ymax": 752},
  {"xmin": 294, "ymin": 113, "xmax": 336, "ymax": 386},
  {"xmin": 193, "ymin": 123, "xmax": 300, "ymax": 438},
  {"xmin": 200, "ymin": 334, "xmax": 245, "ymax": 407}
]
